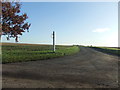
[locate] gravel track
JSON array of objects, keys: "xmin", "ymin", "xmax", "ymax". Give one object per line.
[{"xmin": 2, "ymin": 47, "xmax": 118, "ymax": 88}]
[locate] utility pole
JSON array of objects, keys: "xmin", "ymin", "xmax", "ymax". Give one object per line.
[{"xmin": 53, "ymin": 31, "xmax": 55, "ymax": 52}]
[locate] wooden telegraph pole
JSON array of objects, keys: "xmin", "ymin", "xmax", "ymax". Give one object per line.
[{"xmin": 53, "ymin": 31, "xmax": 55, "ymax": 52}]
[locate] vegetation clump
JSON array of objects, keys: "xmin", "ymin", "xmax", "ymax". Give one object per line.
[{"xmin": 2, "ymin": 43, "xmax": 80, "ymax": 63}]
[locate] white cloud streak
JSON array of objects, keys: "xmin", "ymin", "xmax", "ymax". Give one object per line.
[{"xmin": 92, "ymin": 28, "xmax": 110, "ymax": 33}]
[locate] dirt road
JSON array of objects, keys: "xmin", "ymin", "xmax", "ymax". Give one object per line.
[{"xmin": 2, "ymin": 47, "xmax": 118, "ymax": 88}]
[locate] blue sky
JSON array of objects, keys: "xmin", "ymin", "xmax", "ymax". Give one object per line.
[{"xmin": 2, "ymin": 2, "xmax": 118, "ymax": 46}]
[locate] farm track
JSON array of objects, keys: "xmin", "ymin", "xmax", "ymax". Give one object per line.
[{"xmin": 2, "ymin": 47, "xmax": 119, "ymax": 88}]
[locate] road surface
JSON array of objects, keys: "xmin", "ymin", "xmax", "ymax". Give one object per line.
[{"xmin": 2, "ymin": 47, "xmax": 119, "ymax": 88}]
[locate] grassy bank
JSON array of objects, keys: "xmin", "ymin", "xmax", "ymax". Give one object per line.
[
  {"xmin": 2, "ymin": 43, "xmax": 80, "ymax": 63},
  {"xmin": 91, "ymin": 47, "xmax": 120, "ymax": 56}
]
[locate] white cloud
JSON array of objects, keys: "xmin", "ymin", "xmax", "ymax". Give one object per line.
[{"xmin": 93, "ymin": 28, "xmax": 110, "ymax": 33}]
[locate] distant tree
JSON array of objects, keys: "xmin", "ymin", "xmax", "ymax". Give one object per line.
[{"xmin": 0, "ymin": 0, "xmax": 31, "ymax": 42}]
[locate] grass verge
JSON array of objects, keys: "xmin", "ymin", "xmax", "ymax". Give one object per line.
[
  {"xmin": 90, "ymin": 47, "xmax": 120, "ymax": 56},
  {"xmin": 2, "ymin": 43, "xmax": 80, "ymax": 63}
]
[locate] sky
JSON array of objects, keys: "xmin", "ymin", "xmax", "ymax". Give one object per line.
[{"xmin": 2, "ymin": 2, "xmax": 118, "ymax": 47}]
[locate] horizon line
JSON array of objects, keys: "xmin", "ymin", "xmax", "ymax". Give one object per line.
[{"xmin": 0, "ymin": 42, "xmax": 119, "ymax": 47}]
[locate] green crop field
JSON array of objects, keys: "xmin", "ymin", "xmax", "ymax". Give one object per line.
[
  {"xmin": 91, "ymin": 46, "xmax": 120, "ymax": 56},
  {"xmin": 1, "ymin": 43, "xmax": 80, "ymax": 63}
]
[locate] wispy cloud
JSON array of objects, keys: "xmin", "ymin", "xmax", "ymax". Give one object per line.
[{"xmin": 92, "ymin": 28, "xmax": 110, "ymax": 33}]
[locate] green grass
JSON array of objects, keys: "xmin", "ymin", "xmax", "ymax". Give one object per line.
[
  {"xmin": 91, "ymin": 46, "xmax": 120, "ymax": 56},
  {"xmin": 2, "ymin": 43, "xmax": 80, "ymax": 63}
]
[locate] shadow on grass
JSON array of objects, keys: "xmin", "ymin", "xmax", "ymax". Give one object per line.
[
  {"xmin": 90, "ymin": 47, "xmax": 120, "ymax": 57},
  {"xmin": 38, "ymin": 51, "xmax": 55, "ymax": 54}
]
